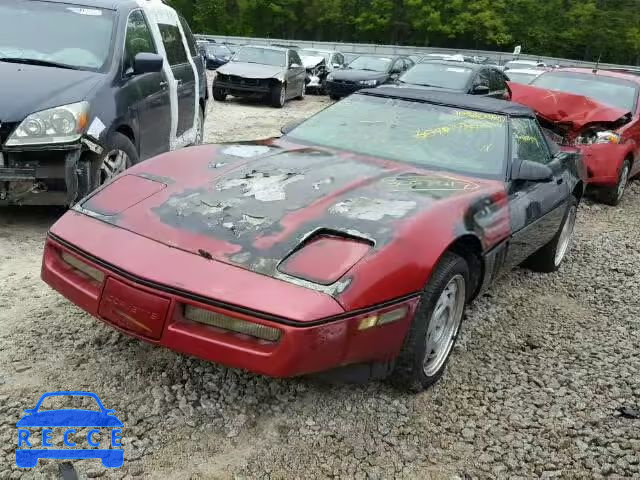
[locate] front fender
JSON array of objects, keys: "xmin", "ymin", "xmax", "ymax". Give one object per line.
[{"xmin": 578, "ymin": 143, "xmax": 634, "ymax": 186}]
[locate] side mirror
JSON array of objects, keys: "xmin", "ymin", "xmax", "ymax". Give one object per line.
[
  {"xmin": 472, "ymin": 84, "xmax": 490, "ymax": 95},
  {"xmin": 133, "ymin": 52, "xmax": 163, "ymax": 75},
  {"xmin": 332, "ymin": 63, "xmax": 341, "ymax": 68},
  {"xmin": 512, "ymin": 159, "xmax": 553, "ymax": 182},
  {"xmin": 290, "ymin": 63, "xmax": 301, "ymax": 69},
  {"xmin": 281, "ymin": 119, "xmax": 304, "ymax": 135}
]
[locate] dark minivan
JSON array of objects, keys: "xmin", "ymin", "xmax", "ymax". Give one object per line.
[{"xmin": 0, "ymin": 0, "xmax": 208, "ymax": 206}]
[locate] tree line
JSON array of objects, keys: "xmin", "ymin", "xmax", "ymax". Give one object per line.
[{"xmin": 168, "ymin": 0, "xmax": 640, "ymax": 65}]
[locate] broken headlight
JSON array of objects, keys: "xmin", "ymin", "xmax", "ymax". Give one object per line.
[
  {"xmin": 576, "ymin": 130, "xmax": 621, "ymax": 145},
  {"xmin": 359, "ymin": 79, "xmax": 379, "ymax": 86},
  {"xmin": 6, "ymin": 101, "xmax": 89, "ymax": 147}
]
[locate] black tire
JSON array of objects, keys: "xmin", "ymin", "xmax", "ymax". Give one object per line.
[
  {"xmin": 329, "ymin": 94, "xmax": 340, "ymax": 101},
  {"xmin": 295, "ymin": 81, "xmax": 305, "ymax": 100},
  {"xmin": 524, "ymin": 196, "xmax": 578, "ymax": 273},
  {"xmin": 212, "ymin": 86, "xmax": 226, "ymax": 102},
  {"xmin": 270, "ymin": 83, "xmax": 286, "ymax": 108},
  {"xmin": 390, "ymin": 252, "xmax": 469, "ymax": 392},
  {"xmin": 599, "ymin": 159, "xmax": 630, "ymax": 206}
]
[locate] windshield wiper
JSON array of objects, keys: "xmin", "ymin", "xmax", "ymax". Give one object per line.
[{"xmin": 0, "ymin": 57, "xmax": 79, "ymax": 70}]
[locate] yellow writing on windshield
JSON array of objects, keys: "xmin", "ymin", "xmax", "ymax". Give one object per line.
[
  {"xmin": 455, "ymin": 111, "xmax": 506, "ymax": 123},
  {"xmin": 515, "ymin": 134, "xmax": 540, "ymax": 145},
  {"xmin": 415, "ymin": 121, "xmax": 501, "ymax": 139}
]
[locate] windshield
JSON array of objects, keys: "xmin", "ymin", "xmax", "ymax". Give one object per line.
[
  {"xmin": 348, "ymin": 56, "xmax": 392, "ymax": 72},
  {"xmin": 506, "ymin": 72, "xmax": 537, "ymax": 84},
  {"xmin": 400, "ymin": 63, "xmax": 472, "ymax": 89},
  {"xmin": 300, "ymin": 49, "xmax": 331, "ymax": 62},
  {"xmin": 0, "ymin": 0, "xmax": 115, "ymax": 72},
  {"xmin": 287, "ymin": 95, "xmax": 508, "ymax": 178},
  {"xmin": 207, "ymin": 45, "xmax": 231, "ymax": 56},
  {"xmin": 232, "ymin": 47, "xmax": 286, "ymax": 67},
  {"xmin": 532, "ymin": 72, "xmax": 638, "ymax": 111}
]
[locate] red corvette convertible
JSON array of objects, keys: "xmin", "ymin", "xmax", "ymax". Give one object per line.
[{"xmin": 42, "ymin": 89, "xmax": 585, "ymax": 390}]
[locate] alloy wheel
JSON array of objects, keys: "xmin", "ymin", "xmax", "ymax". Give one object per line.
[
  {"xmin": 100, "ymin": 149, "xmax": 129, "ymax": 185},
  {"xmin": 617, "ymin": 164, "xmax": 630, "ymax": 202},
  {"xmin": 423, "ymin": 274, "xmax": 466, "ymax": 377},
  {"xmin": 554, "ymin": 205, "xmax": 577, "ymax": 267}
]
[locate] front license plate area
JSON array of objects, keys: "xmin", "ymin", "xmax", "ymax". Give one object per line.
[{"xmin": 98, "ymin": 278, "xmax": 169, "ymax": 340}]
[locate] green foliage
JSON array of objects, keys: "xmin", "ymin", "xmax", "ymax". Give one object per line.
[{"xmin": 166, "ymin": 0, "xmax": 640, "ymax": 64}]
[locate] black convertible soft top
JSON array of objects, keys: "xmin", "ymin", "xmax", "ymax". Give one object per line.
[{"xmin": 360, "ymin": 86, "xmax": 536, "ymax": 118}]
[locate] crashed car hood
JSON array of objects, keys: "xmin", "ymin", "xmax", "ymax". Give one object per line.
[
  {"xmin": 78, "ymin": 142, "xmax": 501, "ymax": 283},
  {"xmin": 301, "ymin": 56, "xmax": 325, "ymax": 69},
  {"xmin": 330, "ymin": 69, "xmax": 389, "ymax": 82},
  {"xmin": 217, "ymin": 61, "xmax": 285, "ymax": 79},
  {"xmin": 0, "ymin": 61, "xmax": 101, "ymax": 123},
  {"xmin": 509, "ymin": 82, "xmax": 631, "ymax": 131}
]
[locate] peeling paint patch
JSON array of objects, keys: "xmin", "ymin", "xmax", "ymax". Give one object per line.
[
  {"xmin": 273, "ymin": 271, "xmax": 353, "ymax": 296},
  {"xmin": 251, "ymin": 258, "xmax": 280, "ymax": 275},
  {"xmin": 136, "ymin": 173, "xmax": 174, "ymax": 185},
  {"xmin": 209, "ymin": 161, "xmax": 228, "ymax": 169},
  {"xmin": 312, "ymin": 178, "xmax": 334, "ymax": 190},
  {"xmin": 166, "ymin": 193, "xmax": 240, "ymax": 217},
  {"xmin": 230, "ymin": 251, "xmax": 252, "ymax": 264},
  {"xmin": 217, "ymin": 171, "xmax": 305, "ymax": 202},
  {"xmin": 222, "ymin": 145, "xmax": 272, "ymax": 158},
  {"xmin": 330, "ymin": 198, "xmax": 416, "ymax": 221},
  {"xmin": 383, "ymin": 174, "xmax": 480, "ymax": 193}
]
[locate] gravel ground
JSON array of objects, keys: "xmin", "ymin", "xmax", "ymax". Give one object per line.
[{"xmin": 0, "ymin": 78, "xmax": 639, "ymax": 479}]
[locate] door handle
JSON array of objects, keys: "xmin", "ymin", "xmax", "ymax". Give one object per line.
[
  {"xmin": 176, "ymin": 79, "xmax": 183, "ymax": 87},
  {"xmin": 159, "ymin": 80, "xmax": 167, "ymax": 89}
]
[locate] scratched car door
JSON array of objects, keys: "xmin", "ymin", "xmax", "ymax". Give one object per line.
[{"xmin": 505, "ymin": 117, "xmax": 570, "ymax": 268}]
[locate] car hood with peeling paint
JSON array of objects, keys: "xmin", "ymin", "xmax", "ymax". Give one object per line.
[
  {"xmin": 216, "ymin": 61, "xmax": 286, "ymax": 80},
  {"xmin": 74, "ymin": 141, "xmax": 509, "ymax": 308}
]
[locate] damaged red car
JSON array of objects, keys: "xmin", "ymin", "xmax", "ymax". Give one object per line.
[
  {"xmin": 511, "ymin": 68, "xmax": 640, "ymax": 205},
  {"xmin": 42, "ymin": 89, "xmax": 585, "ymax": 391}
]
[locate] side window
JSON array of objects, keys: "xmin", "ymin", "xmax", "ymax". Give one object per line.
[
  {"xmin": 158, "ymin": 23, "xmax": 188, "ymax": 66},
  {"xmin": 511, "ymin": 118, "xmax": 551, "ymax": 164},
  {"xmin": 474, "ymin": 70, "xmax": 490, "ymax": 87},
  {"xmin": 489, "ymin": 69, "xmax": 507, "ymax": 91},
  {"xmin": 336, "ymin": 53, "xmax": 344, "ymax": 65},
  {"xmin": 289, "ymin": 50, "xmax": 302, "ymax": 66},
  {"xmin": 124, "ymin": 10, "xmax": 156, "ymax": 73},
  {"xmin": 178, "ymin": 16, "xmax": 197, "ymax": 57},
  {"xmin": 404, "ymin": 58, "xmax": 414, "ymax": 70}
]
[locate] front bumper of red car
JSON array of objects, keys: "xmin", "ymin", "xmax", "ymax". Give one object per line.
[{"xmin": 42, "ymin": 234, "xmax": 419, "ymax": 378}]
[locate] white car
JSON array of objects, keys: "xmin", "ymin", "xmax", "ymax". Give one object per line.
[
  {"xmin": 504, "ymin": 60, "xmax": 547, "ymax": 71},
  {"xmin": 298, "ymin": 48, "xmax": 347, "ymax": 94},
  {"xmin": 505, "ymin": 68, "xmax": 545, "ymax": 84}
]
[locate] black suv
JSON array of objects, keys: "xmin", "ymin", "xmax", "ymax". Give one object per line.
[{"xmin": 0, "ymin": 0, "xmax": 208, "ymax": 206}]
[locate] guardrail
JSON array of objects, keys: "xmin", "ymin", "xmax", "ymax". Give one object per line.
[{"xmin": 196, "ymin": 34, "xmax": 639, "ymax": 70}]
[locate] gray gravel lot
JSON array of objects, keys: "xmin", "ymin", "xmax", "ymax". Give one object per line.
[{"xmin": 0, "ymin": 82, "xmax": 639, "ymax": 479}]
